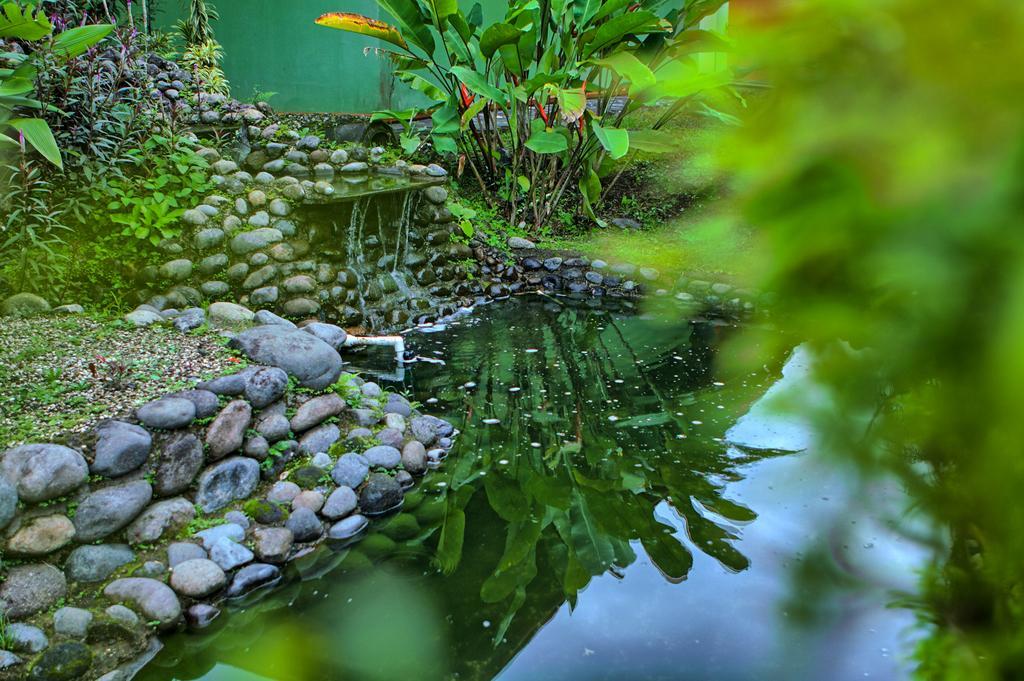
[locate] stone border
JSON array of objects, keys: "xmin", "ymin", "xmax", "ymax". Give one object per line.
[{"xmin": 0, "ymin": 317, "xmax": 455, "ymax": 681}]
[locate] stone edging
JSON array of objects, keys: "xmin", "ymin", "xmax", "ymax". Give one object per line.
[{"xmin": 0, "ymin": 317, "xmax": 455, "ymax": 681}]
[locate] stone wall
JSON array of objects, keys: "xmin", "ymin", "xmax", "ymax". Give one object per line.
[{"xmin": 0, "ymin": 317, "xmax": 455, "ymax": 680}]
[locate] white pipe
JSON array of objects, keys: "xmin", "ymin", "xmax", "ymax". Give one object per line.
[{"xmin": 342, "ymin": 335, "xmax": 406, "ymax": 365}]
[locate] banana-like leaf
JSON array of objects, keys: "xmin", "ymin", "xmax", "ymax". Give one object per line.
[
  {"xmin": 626, "ymin": 128, "xmax": 678, "ymax": 153},
  {"xmin": 425, "ymin": 0, "xmax": 458, "ymax": 24},
  {"xmin": 480, "ymin": 22, "xmax": 522, "ymax": 59},
  {"xmin": 590, "ymin": 50, "xmax": 656, "ymax": 95},
  {"xmin": 592, "ymin": 0, "xmax": 631, "ymax": 24},
  {"xmin": 0, "ymin": 131, "xmax": 17, "ymax": 145},
  {"xmin": 398, "ymin": 71, "xmax": 446, "ymax": 101},
  {"xmin": 8, "ymin": 117, "xmax": 61, "ymax": 168},
  {"xmin": 451, "ymin": 66, "xmax": 507, "ymax": 104},
  {"xmin": 670, "ymin": 28, "xmax": 733, "ymax": 55},
  {"xmin": 432, "ymin": 103, "xmax": 460, "ymax": 134},
  {"xmin": 0, "ymin": 76, "xmax": 32, "ymax": 97},
  {"xmin": 460, "ymin": 97, "xmax": 487, "ymax": 129},
  {"xmin": 682, "ymin": 0, "xmax": 729, "ymax": 30},
  {"xmin": 0, "ymin": 2, "xmax": 51, "ymax": 41},
  {"xmin": 315, "ymin": 12, "xmax": 409, "ymax": 50},
  {"xmin": 374, "ymin": 0, "xmax": 435, "ymax": 54},
  {"xmin": 592, "ymin": 120, "xmax": 629, "ymax": 159},
  {"xmin": 432, "ymin": 132, "xmax": 458, "ymax": 154},
  {"xmin": 582, "ymin": 12, "xmax": 669, "ymax": 58},
  {"xmin": 51, "ymin": 24, "xmax": 113, "ymax": 58},
  {"xmin": 637, "ymin": 60, "xmax": 731, "ymax": 103},
  {"xmin": 545, "ymin": 83, "xmax": 586, "ymax": 124}
]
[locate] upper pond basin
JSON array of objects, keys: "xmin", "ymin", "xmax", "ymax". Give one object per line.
[{"xmin": 139, "ymin": 296, "xmax": 924, "ymax": 681}]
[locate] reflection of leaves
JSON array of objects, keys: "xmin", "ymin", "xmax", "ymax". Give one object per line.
[
  {"xmin": 434, "ymin": 505, "xmax": 465, "ymax": 574},
  {"xmin": 481, "ymin": 545, "xmax": 538, "ymax": 603},
  {"xmin": 485, "ymin": 471, "xmax": 531, "ymax": 522},
  {"xmin": 491, "ymin": 585, "xmax": 527, "ymax": 646}
]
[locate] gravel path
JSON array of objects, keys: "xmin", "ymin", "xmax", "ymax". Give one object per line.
[{"xmin": 0, "ymin": 315, "xmax": 241, "ymax": 446}]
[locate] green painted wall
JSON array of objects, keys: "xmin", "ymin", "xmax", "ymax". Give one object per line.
[{"xmin": 160, "ymin": 1, "xmax": 725, "ymax": 114}]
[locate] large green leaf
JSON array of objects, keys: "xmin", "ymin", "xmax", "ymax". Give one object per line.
[
  {"xmin": 0, "ymin": 2, "xmax": 51, "ymax": 41},
  {"xmin": 525, "ymin": 126, "xmax": 569, "ymax": 154},
  {"xmin": 375, "ymin": 0, "xmax": 436, "ymax": 54},
  {"xmin": 479, "ymin": 23, "xmax": 522, "ymax": 59},
  {"xmin": 591, "ymin": 50, "xmax": 656, "ymax": 95},
  {"xmin": 0, "ymin": 76, "xmax": 32, "ymax": 97},
  {"xmin": 398, "ymin": 71, "xmax": 446, "ymax": 102},
  {"xmin": 8, "ymin": 117, "xmax": 61, "ymax": 168},
  {"xmin": 626, "ymin": 128, "xmax": 677, "ymax": 153},
  {"xmin": 681, "ymin": 0, "xmax": 729, "ymax": 30},
  {"xmin": 637, "ymin": 60, "xmax": 731, "ymax": 103},
  {"xmin": 451, "ymin": 66, "xmax": 507, "ymax": 104},
  {"xmin": 431, "ymin": 103, "xmax": 460, "ymax": 134},
  {"xmin": 434, "ymin": 505, "xmax": 466, "ymax": 574},
  {"xmin": 592, "ymin": 120, "xmax": 629, "ymax": 159},
  {"xmin": 51, "ymin": 24, "xmax": 113, "ymax": 58},
  {"xmin": 425, "ymin": 0, "xmax": 458, "ymax": 23},
  {"xmin": 315, "ymin": 12, "xmax": 409, "ymax": 50},
  {"xmin": 546, "ymin": 84, "xmax": 586, "ymax": 123},
  {"xmin": 582, "ymin": 11, "xmax": 668, "ymax": 58}
]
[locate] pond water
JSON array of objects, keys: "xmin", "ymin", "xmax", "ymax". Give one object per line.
[{"xmin": 139, "ymin": 296, "xmax": 922, "ymax": 681}]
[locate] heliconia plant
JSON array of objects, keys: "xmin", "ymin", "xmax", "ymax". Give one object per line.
[
  {"xmin": 315, "ymin": 0, "xmax": 735, "ymax": 230},
  {"xmin": 0, "ymin": 2, "xmax": 113, "ymax": 168}
]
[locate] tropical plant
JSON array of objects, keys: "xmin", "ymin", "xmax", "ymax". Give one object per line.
[
  {"xmin": 177, "ymin": 0, "xmax": 217, "ymax": 45},
  {"xmin": 0, "ymin": 2, "xmax": 112, "ymax": 168},
  {"xmin": 315, "ymin": 0, "xmax": 733, "ymax": 231},
  {"xmin": 179, "ymin": 37, "xmax": 229, "ymax": 94}
]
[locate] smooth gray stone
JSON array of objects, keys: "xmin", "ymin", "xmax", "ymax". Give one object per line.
[
  {"xmin": 285, "ymin": 507, "xmax": 322, "ymax": 542},
  {"xmin": 0, "ymin": 564, "xmax": 66, "ymax": 617},
  {"xmin": 103, "ymin": 578, "xmax": 181, "ymax": 629},
  {"xmin": 195, "ymin": 458, "xmax": 260, "ymax": 512},
  {"xmin": 209, "ymin": 536, "xmax": 254, "ymax": 570},
  {"xmin": 73, "ymin": 481, "xmax": 153, "ymax": 542},
  {"xmin": 92, "ymin": 420, "xmax": 152, "ymax": 477},
  {"xmin": 153, "ymin": 433, "xmax": 204, "ymax": 496},
  {"xmin": 331, "ymin": 453, "xmax": 369, "ymax": 488},
  {"xmin": 53, "ymin": 607, "xmax": 93, "ymax": 639},
  {"xmin": 363, "ymin": 445, "xmax": 401, "ymax": 469},
  {"xmin": 167, "ymin": 542, "xmax": 207, "ymax": 567},
  {"xmin": 0, "ymin": 444, "xmax": 88, "ymax": 502},
  {"xmin": 321, "ymin": 486, "xmax": 357, "ymax": 519},
  {"xmin": 228, "ymin": 326, "xmax": 342, "ymax": 390},
  {"xmin": 65, "ymin": 544, "xmax": 134, "ymax": 583},
  {"xmin": 225, "ymin": 563, "xmax": 280, "ymax": 598},
  {"xmin": 327, "ymin": 514, "xmax": 368, "ymax": 540},
  {"xmin": 136, "ymin": 397, "xmax": 196, "ymax": 430}
]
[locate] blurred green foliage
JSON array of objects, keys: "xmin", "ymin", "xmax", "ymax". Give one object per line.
[{"xmin": 674, "ymin": 0, "xmax": 1024, "ymax": 677}]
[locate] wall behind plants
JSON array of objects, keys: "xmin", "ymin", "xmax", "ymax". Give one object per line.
[
  {"xmin": 158, "ymin": 0, "xmax": 506, "ymax": 113},
  {"xmin": 160, "ymin": 0, "xmax": 720, "ymax": 114}
]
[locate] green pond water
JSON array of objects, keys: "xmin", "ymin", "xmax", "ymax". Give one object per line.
[{"xmin": 139, "ymin": 296, "xmax": 921, "ymax": 681}]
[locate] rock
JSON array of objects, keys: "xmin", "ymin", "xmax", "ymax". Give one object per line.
[
  {"xmin": 507, "ymin": 236, "xmax": 536, "ymax": 250},
  {"xmin": 6, "ymin": 623, "xmax": 48, "ymax": 653},
  {"xmin": 254, "ymin": 309, "xmax": 295, "ymax": 328},
  {"xmin": 104, "ymin": 604, "xmax": 138, "ymax": 628},
  {"xmin": 153, "ymin": 433, "xmax": 204, "ymax": 496},
  {"xmin": 1, "ymin": 292, "xmax": 50, "ymax": 316},
  {"xmin": 352, "ymin": 409, "xmax": 377, "ymax": 427},
  {"xmin": 195, "ymin": 457, "xmax": 260, "ymax": 512},
  {"xmin": 6, "ymin": 515, "xmax": 75, "ymax": 556},
  {"xmin": 208, "ymin": 301, "xmax": 255, "ymax": 327},
  {"xmin": 92, "ymin": 421, "xmax": 152, "ymax": 477},
  {"xmin": 172, "ymin": 307, "xmax": 206, "ymax": 332},
  {"xmin": 206, "ymin": 400, "xmax": 252, "ymax": 459},
  {"xmin": 185, "ymin": 603, "xmax": 220, "ymax": 629},
  {"xmin": 230, "ymin": 228, "xmax": 283, "ymax": 255},
  {"xmin": 282, "ymin": 297, "xmax": 319, "ymax": 316},
  {"xmin": 296, "ymin": 135, "xmax": 320, "ymax": 150},
  {"xmin": 292, "ymin": 490, "xmax": 324, "ymax": 513},
  {"xmin": 135, "ymin": 561, "xmax": 166, "ymax": 578},
  {"xmin": 298, "ymin": 423, "xmax": 340, "ymax": 455},
  {"xmin": 401, "ymin": 440, "xmax": 428, "ymax": 476},
  {"xmin": 290, "ymin": 465, "xmax": 325, "ymax": 489},
  {"xmin": 384, "ymin": 413, "xmax": 406, "ymax": 431},
  {"xmin": 383, "ymin": 393, "xmax": 412, "ymax": 417},
  {"xmin": 424, "ymin": 185, "xmax": 448, "ymax": 204},
  {"xmin": 363, "ymin": 445, "xmax": 401, "ymax": 469},
  {"xmin": 196, "ymin": 367, "xmax": 256, "ymax": 395},
  {"xmin": 0, "ymin": 651, "xmax": 19, "ymax": 670},
  {"xmin": 53, "ymin": 608, "xmax": 93, "ymax": 639},
  {"xmin": 290, "ymin": 394, "xmax": 346, "ymax": 432},
  {"xmin": 611, "ymin": 217, "xmax": 642, "ymax": 229},
  {"xmin": 248, "ymin": 210, "xmax": 271, "ymax": 228},
  {"xmin": 65, "ymin": 545, "xmax": 134, "ymax": 583},
  {"xmin": 198, "ymin": 253, "xmax": 229, "ymax": 275},
  {"xmin": 311, "ymin": 452, "xmax": 332, "ymax": 469},
  {"xmin": 340, "ymin": 161, "xmax": 368, "ymax": 173},
  {"xmin": 136, "ymin": 397, "xmax": 196, "ymax": 430},
  {"xmin": 209, "ymin": 536, "xmax": 254, "ymax": 570},
  {"xmin": 269, "ymin": 199, "xmax": 290, "ymax": 216},
  {"xmin": 73, "ymin": 481, "xmax": 152, "ymax": 542},
  {"xmin": 257, "ymin": 413, "xmax": 291, "ymax": 442},
  {"xmin": 425, "ymin": 163, "xmax": 447, "ymax": 177},
  {"xmin": 0, "ymin": 476, "xmax": 16, "ymax": 529},
  {"xmin": 169, "ymin": 389, "xmax": 220, "ymax": 419},
  {"xmin": 228, "ymin": 325, "xmax": 343, "ymax": 390},
  {"xmin": 267, "ymin": 481, "xmax": 301, "ymax": 504},
  {"xmin": 26, "ymin": 642, "xmax": 92, "ymax": 680},
  {"xmin": 301, "ymin": 322, "xmax": 348, "ymax": 349},
  {"xmin": 160, "ymin": 259, "xmax": 193, "ymax": 281},
  {"xmin": 124, "ymin": 308, "xmax": 164, "ymax": 327},
  {"xmin": 170, "ymin": 559, "xmax": 226, "ymax": 598},
  {"xmin": 167, "ymin": 542, "xmax": 207, "ymax": 567},
  {"xmin": 410, "ymin": 415, "xmax": 454, "ymax": 446},
  {"xmin": 0, "ymin": 564, "xmax": 67, "ymax": 617},
  {"xmin": 244, "ymin": 367, "xmax": 288, "ymax": 408},
  {"xmin": 322, "ymin": 486, "xmax": 357, "ymax": 519},
  {"xmin": 253, "ymin": 527, "xmax": 293, "ymax": 563},
  {"xmin": 359, "ymin": 473, "xmax": 404, "ymax": 515},
  {"xmin": 103, "ymin": 578, "xmax": 181, "ymax": 629},
  {"xmin": 225, "ymin": 563, "xmax": 280, "ymax": 598},
  {"xmin": 243, "ymin": 435, "xmax": 269, "ymax": 460},
  {"xmin": 328, "ymin": 514, "xmax": 368, "ymax": 541},
  {"xmin": 1, "ymin": 444, "xmax": 88, "ymax": 502},
  {"xmin": 375, "ymin": 427, "xmax": 403, "ymax": 449},
  {"xmin": 194, "ymin": 523, "xmax": 245, "ymax": 550},
  {"xmin": 251, "ymin": 285, "xmax": 279, "ymax": 305},
  {"xmin": 195, "ymin": 228, "xmax": 226, "ymax": 249},
  {"xmin": 285, "ymin": 507, "xmax": 322, "ymax": 542},
  {"xmin": 126, "ymin": 497, "xmax": 195, "ymax": 544},
  {"xmin": 332, "ymin": 453, "xmax": 369, "ymax": 488},
  {"xmin": 212, "ymin": 159, "xmax": 239, "ymax": 174}
]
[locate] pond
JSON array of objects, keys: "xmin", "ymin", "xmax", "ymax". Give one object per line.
[{"xmin": 139, "ymin": 296, "xmax": 921, "ymax": 681}]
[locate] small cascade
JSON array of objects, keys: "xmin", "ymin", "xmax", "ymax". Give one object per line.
[{"xmin": 301, "ymin": 186, "xmax": 459, "ymax": 332}]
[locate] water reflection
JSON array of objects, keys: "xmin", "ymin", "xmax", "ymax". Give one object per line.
[{"xmin": 141, "ymin": 297, "xmax": 816, "ymax": 681}]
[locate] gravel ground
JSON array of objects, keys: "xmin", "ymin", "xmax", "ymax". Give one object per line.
[{"xmin": 0, "ymin": 315, "xmax": 241, "ymax": 446}]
